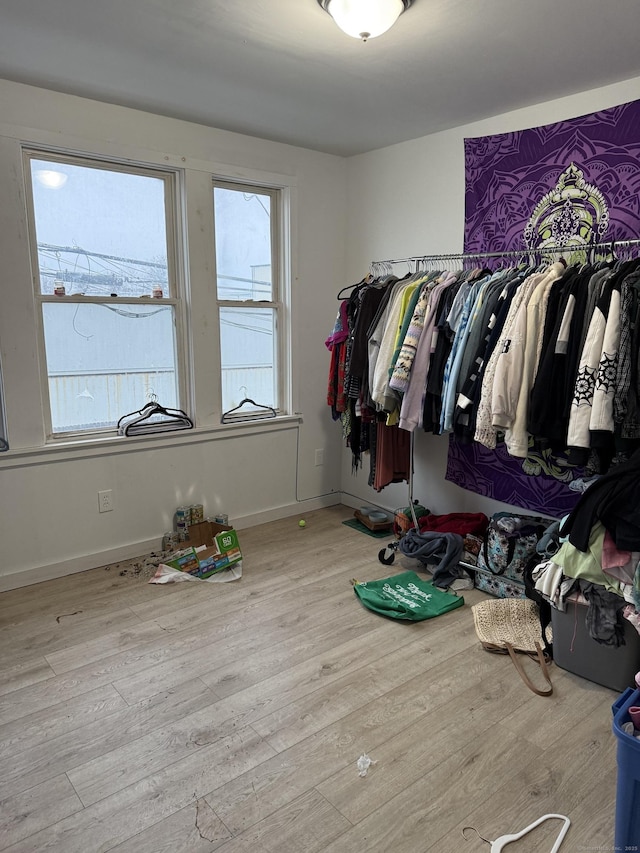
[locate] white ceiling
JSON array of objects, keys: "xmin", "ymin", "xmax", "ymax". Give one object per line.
[{"xmin": 1, "ymin": 0, "xmax": 640, "ymax": 157}]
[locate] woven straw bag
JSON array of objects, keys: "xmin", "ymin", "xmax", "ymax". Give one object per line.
[{"xmin": 472, "ymin": 598, "xmax": 553, "ymax": 696}]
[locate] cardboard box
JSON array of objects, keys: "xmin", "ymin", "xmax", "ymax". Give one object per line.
[{"xmin": 165, "ymin": 520, "xmax": 242, "ymax": 579}]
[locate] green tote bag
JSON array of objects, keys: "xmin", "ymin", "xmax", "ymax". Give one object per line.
[{"xmin": 353, "ymin": 571, "xmax": 464, "ymax": 621}]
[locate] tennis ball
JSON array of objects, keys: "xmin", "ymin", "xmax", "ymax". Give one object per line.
[{"xmin": 299, "ymin": 519, "xmax": 306, "ymax": 528}]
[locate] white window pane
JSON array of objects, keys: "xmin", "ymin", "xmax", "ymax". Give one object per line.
[
  {"xmin": 214, "ymin": 188, "xmax": 272, "ymax": 301},
  {"xmin": 42, "ymin": 302, "xmax": 178, "ymax": 433},
  {"xmin": 30, "ymin": 159, "xmax": 169, "ymax": 298},
  {"xmin": 220, "ymin": 307, "xmax": 275, "ymax": 413}
]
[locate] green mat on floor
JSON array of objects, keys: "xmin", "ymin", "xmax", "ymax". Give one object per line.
[{"xmin": 342, "ymin": 518, "xmax": 393, "ymax": 539}]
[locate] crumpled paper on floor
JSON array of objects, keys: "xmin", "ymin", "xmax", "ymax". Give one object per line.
[{"xmin": 149, "ymin": 561, "xmax": 242, "ymax": 584}]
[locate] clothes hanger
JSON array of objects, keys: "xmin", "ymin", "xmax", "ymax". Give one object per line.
[
  {"xmin": 117, "ymin": 397, "xmax": 194, "ymax": 436},
  {"xmin": 117, "ymin": 401, "xmax": 194, "ymax": 436},
  {"xmin": 463, "ymin": 813, "xmax": 571, "ymax": 853},
  {"xmin": 490, "ymin": 814, "xmax": 571, "ymax": 852},
  {"xmin": 336, "ymin": 275, "xmax": 373, "ymax": 300},
  {"xmin": 221, "ymin": 396, "xmax": 277, "ymax": 423}
]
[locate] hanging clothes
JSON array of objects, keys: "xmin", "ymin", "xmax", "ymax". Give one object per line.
[
  {"xmin": 495, "ymin": 263, "xmax": 566, "ymax": 457},
  {"xmin": 614, "ymin": 269, "xmax": 640, "ymax": 438},
  {"xmin": 527, "ymin": 266, "xmax": 594, "ymax": 451},
  {"xmin": 422, "ymin": 277, "xmax": 465, "ymax": 433},
  {"xmin": 327, "ymin": 245, "xmax": 640, "ymax": 493},
  {"xmin": 373, "ymin": 420, "xmax": 411, "ymax": 491},
  {"xmin": 398, "ymin": 273, "xmax": 458, "ymax": 432},
  {"xmin": 453, "ymin": 268, "xmax": 524, "ymax": 443}
]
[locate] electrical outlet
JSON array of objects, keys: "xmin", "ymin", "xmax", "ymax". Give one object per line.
[
  {"xmin": 98, "ymin": 489, "xmax": 114, "ymax": 513},
  {"xmin": 314, "ymin": 448, "xmax": 324, "ymax": 467}
]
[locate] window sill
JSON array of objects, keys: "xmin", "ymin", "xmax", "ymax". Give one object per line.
[{"xmin": 0, "ymin": 415, "xmax": 303, "ymax": 469}]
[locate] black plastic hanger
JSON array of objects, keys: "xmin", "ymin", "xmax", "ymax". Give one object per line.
[
  {"xmin": 117, "ymin": 400, "xmax": 194, "ymax": 436},
  {"xmin": 336, "ymin": 274, "xmax": 374, "ymax": 300},
  {"xmin": 221, "ymin": 397, "xmax": 277, "ymax": 423}
]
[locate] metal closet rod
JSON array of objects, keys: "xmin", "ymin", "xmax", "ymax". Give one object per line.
[{"xmin": 371, "ymin": 238, "xmax": 640, "ymax": 268}]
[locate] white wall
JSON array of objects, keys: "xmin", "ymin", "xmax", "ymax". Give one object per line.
[
  {"xmin": 4, "ymin": 73, "xmax": 639, "ymax": 589},
  {"xmin": 0, "ymin": 79, "xmax": 346, "ymax": 589},
  {"xmin": 342, "ymin": 74, "xmax": 640, "ymax": 518}
]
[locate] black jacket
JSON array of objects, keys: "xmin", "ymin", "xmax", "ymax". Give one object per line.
[{"xmin": 559, "ymin": 449, "xmax": 640, "ymax": 551}]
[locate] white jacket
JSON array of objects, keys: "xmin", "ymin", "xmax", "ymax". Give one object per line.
[
  {"xmin": 567, "ymin": 290, "xmax": 608, "ymax": 448},
  {"xmin": 591, "ymin": 285, "xmax": 621, "ymax": 434},
  {"xmin": 497, "ymin": 263, "xmax": 564, "ymax": 457}
]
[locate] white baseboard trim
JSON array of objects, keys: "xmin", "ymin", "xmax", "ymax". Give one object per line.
[
  {"xmin": 0, "ymin": 493, "xmax": 342, "ymax": 592},
  {"xmin": 231, "ymin": 492, "xmax": 342, "ymax": 530},
  {"xmin": 231, "ymin": 493, "xmax": 341, "ymax": 529},
  {"xmin": 0, "ymin": 537, "xmax": 163, "ymax": 592},
  {"xmin": 340, "ymin": 491, "xmax": 394, "ymax": 514}
]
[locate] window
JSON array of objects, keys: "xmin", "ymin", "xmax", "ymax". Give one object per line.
[
  {"xmin": 19, "ymin": 149, "xmax": 290, "ymax": 445},
  {"xmin": 213, "ymin": 181, "xmax": 283, "ymax": 416},
  {"xmin": 26, "ymin": 153, "xmax": 181, "ymax": 437}
]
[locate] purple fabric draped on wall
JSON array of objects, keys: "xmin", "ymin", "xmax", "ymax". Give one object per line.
[
  {"xmin": 445, "ymin": 436, "xmax": 591, "ymax": 517},
  {"xmin": 445, "ymin": 99, "xmax": 640, "ymax": 513},
  {"xmin": 464, "ymin": 99, "xmax": 640, "ymax": 254}
]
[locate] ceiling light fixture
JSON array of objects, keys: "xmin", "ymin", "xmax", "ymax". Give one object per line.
[{"xmin": 317, "ymin": 0, "xmax": 412, "ymax": 41}]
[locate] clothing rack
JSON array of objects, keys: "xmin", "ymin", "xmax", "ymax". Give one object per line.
[
  {"xmin": 368, "ymin": 236, "xmax": 640, "ymax": 536},
  {"xmin": 371, "ymin": 238, "xmax": 640, "ymax": 273}
]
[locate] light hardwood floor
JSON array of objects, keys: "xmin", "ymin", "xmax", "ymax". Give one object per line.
[{"xmin": 0, "ymin": 506, "xmax": 622, "ymax": 852}]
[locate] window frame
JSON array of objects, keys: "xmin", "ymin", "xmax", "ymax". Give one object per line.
[
  {"xmin": 212, "ymin": 177, "xmax": 288, "ymax": 419},
  {"xmin": 0, "ymin": 348, "xmax": 8, "ymax": 452},
  {"xmin": 23, "ymin": 147, "xmax": 189, "ymax": 442}
]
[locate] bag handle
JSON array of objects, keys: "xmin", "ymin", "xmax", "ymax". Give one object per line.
[
  {"xmin": 481, "ymin": 641, "xmax": 553, "ymax": 696},
  {"xmin": 505, "ymin": 641, "xmax": 553, "ymax": 696},
  {"xmin": 482, "ymin": 528, "xmax": 517, "ymax": 575}
]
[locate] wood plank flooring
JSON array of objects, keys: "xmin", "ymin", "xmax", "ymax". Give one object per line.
[{"xmin": 0, "ymin": 505, "xmax": 622, "ymax": 852}]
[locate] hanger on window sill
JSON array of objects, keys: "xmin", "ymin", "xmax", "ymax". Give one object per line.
[
  {"xmin": 221, "ymin": 398, "xmax": 277, "ymax": 424},
  {"xmin": 117, "ymin": 400, "xmax": 194, "ymax": 436}
]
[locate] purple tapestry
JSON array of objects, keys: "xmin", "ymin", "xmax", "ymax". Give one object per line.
[
  {"xmin": 448, "ymin": 99, "xmax": 640, "ymax": 513},
  {"xmin": 464, "ymin": 99, "xmax": 640, "ymax": 254},
  {"xmin": 445, "ymin": 436, "xmax": 590, "ymax": 518}
]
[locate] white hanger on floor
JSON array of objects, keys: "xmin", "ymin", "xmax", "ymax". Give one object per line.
[
  {"xmin": 463, "ymin": 814, "xmax": 571, "ymax": 853},
  {"xmin": 490, "ymin": 814, "xmax": 571, "ymax": 852}
]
